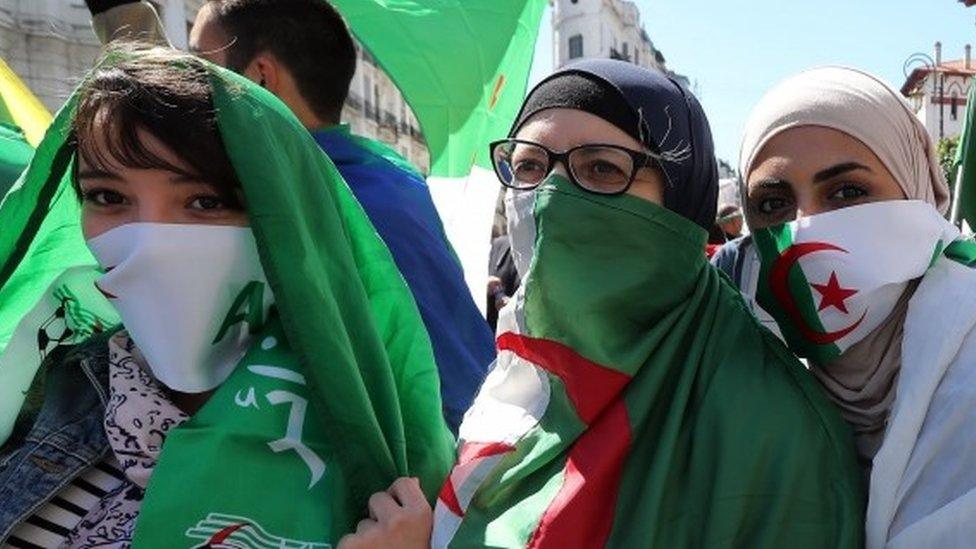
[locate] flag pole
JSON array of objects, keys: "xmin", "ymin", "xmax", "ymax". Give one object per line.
[{"xmin": 952, "ymin": 163, "xmax": 964, "ymax": 227}]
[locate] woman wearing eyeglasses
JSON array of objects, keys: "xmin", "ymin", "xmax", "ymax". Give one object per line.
[{"xmin": 338, "ymin": 60, "xmax": 863, "ymax": 549}]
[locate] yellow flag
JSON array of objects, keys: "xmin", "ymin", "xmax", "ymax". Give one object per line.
[{"xmin": 0, "ymin": 57, "xmax": 51, "ymax": 146}]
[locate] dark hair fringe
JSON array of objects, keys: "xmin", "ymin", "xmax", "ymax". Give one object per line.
[{"xmin": 71, "ymin": 43, "xmax": 242, "ymax": 205}]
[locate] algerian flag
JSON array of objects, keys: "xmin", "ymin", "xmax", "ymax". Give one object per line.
[
  {"xmin": 432, "ymin": 177, "xmax": 863, "ymax": 547},
  {"xmin": 333, "ymin": 0, "xmax": 547, "ymax": 307},
  {"xmin": 754, "ymin": 200, "xmax": 959, "ymax": 363},
  {"xmin": 0, "ymin": 53, "xmax": 453, "ymax": 544},
  {"xmin": 952, "ymin": 81, "xmax": 976, "ymax": 233},
  {"xmin": 0, "ymin": 56, "xmax": 52, "ymax": 146}
]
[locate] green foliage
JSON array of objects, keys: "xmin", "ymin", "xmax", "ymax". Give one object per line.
[{"xmin": 938, "ymin": 135, "xmax": 960, "ymax": 189}]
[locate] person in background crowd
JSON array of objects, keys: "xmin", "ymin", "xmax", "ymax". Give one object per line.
[
  {"xmin": 707, "ymin": 203, "xmax": 744, "ymax": 258},
  {"xmin": 342, "ymin": 59, "xmax": 863, "ymax": 549},
  {"xmin": 736, "ymin": 66, "xmax": 976, "ymax": 548},
  {"xmin": 716, "ymin": 203, "xmax": 744, "ymax": 240},
  {"xmin": 486, "ymin": 234, "xmax": 519, "ymax": 332},
  {"xmin": 84, "ymin": 0, "xmax": 496, "ymax": 433},
  {"xmin": 0, "ymin": 45, "xmax": 452, "ymax": 548}
]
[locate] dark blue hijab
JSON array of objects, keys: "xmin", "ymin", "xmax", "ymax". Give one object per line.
[{"xmin": 511, "ymin": 59, "xmax": 719, "ymax": 229}]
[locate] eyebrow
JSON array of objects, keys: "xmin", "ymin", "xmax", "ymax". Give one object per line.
[
  {"xmin": 751, "ymin": 177, "xmax": 790, "ymax": 190},
  {"xmin": 77, "ymin": 169, "xmax": 209, "ymax": 185},
  {"xmin": 77, "ymin": 168, "xmax": 122, "ymax": 181},
  {"xmin": 813, "ymin": 162, "xmax": 872, "ymax": 183}
]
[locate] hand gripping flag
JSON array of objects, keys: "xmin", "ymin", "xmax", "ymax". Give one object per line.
[
  {"xmin": 0, "ymin": 54, "xmax": 454, "ymax": 545},
  {"xmin": 431, "ymin": 177, "xmax": 864, "ymax": 548},
  {"xmin": 332, "ymin": 0, "xmax": 547, "ymax": 306}
]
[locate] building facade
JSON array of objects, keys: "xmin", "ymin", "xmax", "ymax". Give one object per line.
[
  {"xmin": 901, "ymin": 42, "xmax": 974, "ymax": 143},
  {"xmin": 552, "ymin": 0, "xmax": 663, "ymax": 71},
  {"xmin": 0, "ymin": 0, "xmax": 429, "ymax": 172}
]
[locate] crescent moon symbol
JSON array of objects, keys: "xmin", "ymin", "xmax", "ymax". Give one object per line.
[{"xmin": 769, "ymin": 242, "xmax": 866, "ymax": 345}]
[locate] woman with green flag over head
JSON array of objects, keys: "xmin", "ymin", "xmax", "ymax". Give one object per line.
[
  {"xmin": 342, "ymin": 59, "xmax": 864, "ymax": 549},
  {"xmin": 720, "ymin": 66, "xmax": 976, "ymax": 548},
  {"xmin": 0, "ymin": 43, "xmax": 453, "ymax": 547}
]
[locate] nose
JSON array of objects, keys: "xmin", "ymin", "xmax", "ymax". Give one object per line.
[
  {"xmin": 794, "ymin": 196, "xmax": 830, "ymax": 220},
  {"xmin": 137, "ymin": 199, "xmax": 183, "ymax": 224},
  {"xmin": 548, "ymin": 161, "xmax": 570, "ymax": 178}
]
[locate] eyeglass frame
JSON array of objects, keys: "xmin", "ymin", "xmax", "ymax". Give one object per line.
[{"xmin": 488, "ymin": 138, "xmax": 662, "ymax": 196}]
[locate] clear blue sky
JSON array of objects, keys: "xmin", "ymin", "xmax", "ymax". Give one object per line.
[{"xmin": 529, "ymin": 1, "xmax": 976, "ymax": 169}]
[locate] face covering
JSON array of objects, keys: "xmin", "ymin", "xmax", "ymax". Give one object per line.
[
  {"xmin": 752, "ymin": 200, "xmax": 958, "ymax": 363},
  {"xmin": 502, "ymin": 174, "xmax": 704, "ymax": 367},
  {"xmin": 87, "ymin": 222, "xmax": 273, "ymax": 392}
]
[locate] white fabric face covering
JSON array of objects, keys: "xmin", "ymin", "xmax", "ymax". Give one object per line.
[{"xmin": 87, "ymin": 223, "xmax": 274, "ymax": 393}]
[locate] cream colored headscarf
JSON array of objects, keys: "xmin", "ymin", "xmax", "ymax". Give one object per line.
[
  {"xmin": 738, "ymin": 66, "xmax": 950, "ymax": 217},
  {"xmin": 737, "ymin": 67, "xmax": 953, "ymax": 472}
]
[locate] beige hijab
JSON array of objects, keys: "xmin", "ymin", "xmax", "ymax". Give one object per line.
[
  {"xmin": 737, "ymin": 67, "xmax": 950, "ymax": 470},
  {"xmin": 739, "ymin": 66, "xmax": 950, "ymax": 216}
]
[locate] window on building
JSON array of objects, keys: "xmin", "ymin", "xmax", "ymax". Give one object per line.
[
  {"xmin": 951, "ymin": 92, "xmax": 959, "ymax": 121},
  {"xmin": 363, "ymin": 76, "xmax": 373, "ymax": 114},
  {"xmin": 373, "ymin": 84, "xmax": 381, "ymax": 121},
  {"xmin": 569, "ymin": 35, "xmax": 583, "ymax": 60},
  {"xmin": 623, "ymin": 42, "xmax": 629, "ymax": 58}
]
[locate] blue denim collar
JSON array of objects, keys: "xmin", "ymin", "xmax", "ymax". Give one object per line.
[{"xmin": 0, "ymin": 335, "xmax": 111, "ymax": 539}]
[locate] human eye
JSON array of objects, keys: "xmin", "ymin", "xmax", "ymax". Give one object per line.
[
  {"xmin": 747, "ymin": 190, "xmax": 795, "ymax": 226},
  {"xmin": 828, "ymin": 184, "xmax": 868, "ymax": 201},
  {"xmin": 758, "ymin": 196, "xmax": 790, "ymax": 214},
  {"xmin": 82, "ymin": 188, "xmax": 128, "ymax": 207},
  {"xmin": 511, "ymin": 154, "xmax": 548, "ymax": 182},
  {"xmin": 188, "ymin": 194, "xmax": 230, "ymax": 211},
  {"xmin": 587, "ymin": 159, "xmax": 627, "ymax": 178}
]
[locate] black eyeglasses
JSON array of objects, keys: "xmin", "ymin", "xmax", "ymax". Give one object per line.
[{"xmin": 489, "ymin": 138, "xmax": 660, "ymax": 195}]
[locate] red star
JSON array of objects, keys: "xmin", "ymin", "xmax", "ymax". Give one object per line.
[{"xmin": 810, "ymin": 271, "xmax": 859, "ymax": 314}]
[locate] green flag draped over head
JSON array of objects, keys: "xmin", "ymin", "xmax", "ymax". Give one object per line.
[
  {"xmin": 953, "ymin": 83, "xmax": 976, "ymax": 232},
  {"xmin": 0, "ymin": 51, "xmax": 453, "ymax": 544},
  {"xmin": 332, "ymin": 0, "xmax": 547, "ymax": 177},
  {"xmin": 431, "ymin": 177, "xmax": 864, "ymax": 548}
]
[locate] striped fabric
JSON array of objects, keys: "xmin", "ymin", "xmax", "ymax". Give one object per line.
[{"xmin": 3, "ymin": 459, "xmax": 123, "ymax": 549}]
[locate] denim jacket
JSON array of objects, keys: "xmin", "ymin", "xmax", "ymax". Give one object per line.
[{"xmin": 0, "ymin": 336, "xmax": 111, "ymax": 541}]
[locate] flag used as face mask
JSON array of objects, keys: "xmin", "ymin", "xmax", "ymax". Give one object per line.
[
  {"xmin": 87, "ymin": 222, "xmax": 273, "ymax": 393},
  {"xmin": 432, "ymin": 175, "xmax": 863, "ymax": 548},
  {"xmin": 0, "ymin": 55, "xmax": 454, "ymax": 546},
  {"xmin": 753, "ymin": 200, "xmax": 959, "ymax": 363}
]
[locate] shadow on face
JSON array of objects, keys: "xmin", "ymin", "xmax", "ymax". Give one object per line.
[
  {"xmin": 514, "ymin": 108, "xmax": 665, "ymax": 204},
  {"xmin": 746, "ymin": 126, "xmax": 906, "ymax": 229},
  {"xmin": 77, "ymin": 125, "xmax": 248, "ymax": 240}
]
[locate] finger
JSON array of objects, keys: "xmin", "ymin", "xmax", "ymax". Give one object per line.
[
  {"xmin": 387, "ymin": 477, "xmax": 428, "ymax": 510},
  {"xmin": 336, "ymin": 533, "xmax": 360, "ymax": 549},
  {"xmin": 368, "ymin": 491, "xmax": 401, "ymax": 521},
  {"xmin": 356, "ymin": 518, "xmax": 378, "ymax": 534}
]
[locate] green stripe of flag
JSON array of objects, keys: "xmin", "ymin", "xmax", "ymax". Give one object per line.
[{"xmin": 332, "ymin": 0, "xmax": 546, "ymax": 178}]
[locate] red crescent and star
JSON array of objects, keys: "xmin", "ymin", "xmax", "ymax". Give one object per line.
[
  {"xmin": 810, "ymin": 271, "xmax": 859, "ymax": 314},
  {"xmin": 769, "ymin": 242, "xmax": 866, "ymax": 345}
]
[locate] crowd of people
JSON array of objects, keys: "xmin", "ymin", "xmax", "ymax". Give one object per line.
[{"xmin": 0, "ymin": 0, "xmax": 973, "ymax": 548}]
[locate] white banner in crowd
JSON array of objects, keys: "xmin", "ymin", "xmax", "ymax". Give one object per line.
[{"xmin": 427, "ymin": 166, "xmax": 502, "ymax": 316}]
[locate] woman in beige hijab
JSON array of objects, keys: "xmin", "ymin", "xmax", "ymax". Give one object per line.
[{"xmin": 722, "ymin": 66, "xmax": 976, "ymax": 548}]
